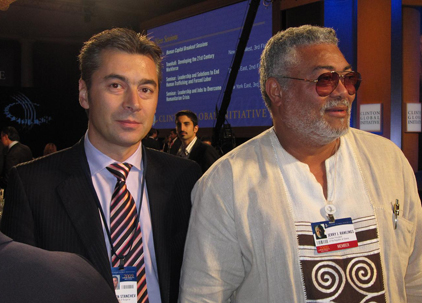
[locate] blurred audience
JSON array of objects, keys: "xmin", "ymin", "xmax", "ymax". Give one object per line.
[
  {"xmin": 142, "ymin": 128, "xmax": 161, "ymax": 150},
  {"xmin": 0, "ymin": 126, "xmax": 33, "ymax": 188},
  {"xmin": 43, "ymin": 143, "xmax": 57, "ymax": 156}
]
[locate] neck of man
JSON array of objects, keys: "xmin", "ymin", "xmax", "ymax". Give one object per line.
[
  {"xmin": 87, "ymin": 132, "xmax": 140, "ymax": 163},
  {"xmin": 273, "ymin": 116, "xmax": 342, "ymax": 164},
  {"xmin": 277, "ymin": 131, "xmax": 339, "ymax": 165},
  {"xmin": 274, "ymin": 122, "xmax": 341, "ymax": 199},
  {"xmin": 182, "ymin": 135, "xmax": 196, "ymax": 148}
]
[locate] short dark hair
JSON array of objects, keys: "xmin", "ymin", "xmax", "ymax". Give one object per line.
[
  {"xmin": 1, "ymin": 126, "xmax": 20, "ymax": 141},
  {"xmin": 78, "ymin": 27, "xmax": 163, "ymax": 91},
  {"xmin": 148, "ymin": 128, "xmax": 158, "ymax": 136},
  {"xmin": 175, "ymin": 110, "xmax": 198, "ymax": 126}
]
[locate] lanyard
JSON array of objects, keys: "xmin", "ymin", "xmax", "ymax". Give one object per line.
[{"xmin": 96, "ymin": 145, "xmax": 147, "ymax": 268}]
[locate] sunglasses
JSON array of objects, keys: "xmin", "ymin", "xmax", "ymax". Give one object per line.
[{"xmin": 279, "ymin": 71, "xmax": 362, "ymax": 97}]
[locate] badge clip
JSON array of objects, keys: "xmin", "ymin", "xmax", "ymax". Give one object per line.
[
  {"xmin": 393, "ymin": 199, "xmax": 399, "ymax": 230},
  {"xmin": 325, "ymin": 204, "xmax": 336, "ymax": 223},
  {"xmin": 119, "ymin": 258, "xmax": 125, "ymax": 270}
]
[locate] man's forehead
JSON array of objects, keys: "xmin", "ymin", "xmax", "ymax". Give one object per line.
[
  {"xmin": 98, "ymin": 49, "xmax": 158, "ymax": 76},
  {"xmin": 177, "ymin": 115, "xmax": 192, "ymax": 122},
  {"xmin": 295, "ymin": 44, "xmax": 350, "ymax": 72}
]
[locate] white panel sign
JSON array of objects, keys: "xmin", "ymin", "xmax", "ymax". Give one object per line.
[
  {"xmin": 406, "ymin": 103, "xmax": 421, "ymax": 132},
  {"xmin": 360, "ymin": 104, "xmax": 382, "ymax": 132}
]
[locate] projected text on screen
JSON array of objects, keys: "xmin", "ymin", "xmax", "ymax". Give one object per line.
[{"xmin": 148, "ymin": 1, "xmax": 273, "ymax": 129}]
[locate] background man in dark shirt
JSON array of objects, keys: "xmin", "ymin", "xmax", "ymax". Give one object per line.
[
  {"xmin": 175, "ymin": 110, "xmax": 220, "ymax": 174},
  {"xmin": 0, "ymin": 126, "xmax": 33, "ymax": 188}
]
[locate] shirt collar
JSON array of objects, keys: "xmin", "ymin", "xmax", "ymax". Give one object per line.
[
  {"xmin": 8, "ymin": 141, "xmax": 18, "ymax": 149},
  {"xmin": 184, "ymin": 136, "xmax": 197, "ymax": 155},
  {"xmin": 84, "ymin": 132, "xmax": 143, "ymax": 176}
]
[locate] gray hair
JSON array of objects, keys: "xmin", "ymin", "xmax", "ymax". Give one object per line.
[{"xmin": 259, "ymin": 25, "xmax": 339, "ymax": 109}]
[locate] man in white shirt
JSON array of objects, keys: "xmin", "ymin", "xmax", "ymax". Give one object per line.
[{"xmin": 179, "ymin": 25, "xmax": 422, "ymax": 303}]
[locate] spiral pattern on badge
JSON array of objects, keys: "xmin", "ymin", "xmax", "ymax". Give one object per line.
[
  {"xmin": 347, "ymin": 257, "xmax": 377, "ymax": 294},
  {"xmin": 312, "ymin": 261, "xmax": 346, "ymax": 295}
]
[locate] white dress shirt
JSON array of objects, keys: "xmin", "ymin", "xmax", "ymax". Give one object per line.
[
  {"xmin": 84, "ymin": 133, "xmax": 162, "ymax": 302},
  {"xmin": 177, "ymin": 136, "xmax": 197, "ymax": 158}
]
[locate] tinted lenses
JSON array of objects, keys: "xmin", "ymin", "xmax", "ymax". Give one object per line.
[{"xmin": 316, "ymin": 71, "xmax": 361, "ymax": 97}]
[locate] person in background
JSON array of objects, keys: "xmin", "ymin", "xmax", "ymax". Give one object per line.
[
  {"xmin": 0, "ymin": 142, "xmax": 4, "ymax": 178},
  {"xmin": 167, "ymin": 129, "xmax": 180, "ymax": 154},
  {"xmin": 175, "ymin": 110, "xmax": 220, "ymax": 174},
  {"xmin": 200, "ymin": 136, "xmax": 212, "ymax": 146},
  {"xmin": 0, "ymin": 231, "xmax": 118, "ymax": 303},
  {"xmin": 142, "ymin": 128, "xmax": 161, "ymax": 150},
  {"xmin": 0, "ymin": 126, "xmax": 33, "ymax": 188},
  {"xmin": 179, "ymin": 25, "xmax": 422, "ymax": 302},
  {"xmin": 43, "ymin": 142, "xmax": 57, "ymax": 156},
  {"xmin": 1, "ymin": 28, "xmax": 201, "ymax": 303}
]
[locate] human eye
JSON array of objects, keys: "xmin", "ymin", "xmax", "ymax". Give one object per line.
[
  {"xmin": 106, "ymin": 81, "xmax": 125, "ymax": 93},
  {"xmin": 139, "ymin": 86, "xmax": 155, "ymax": 98},
  {"xmin": 344, "ymin": 73, "xmax": 356, "ymax": 80},
  {"xmin": 318, "ymin": 73, "xmax": 333, "ymax": 82},
  {"xmin": 109, "ymin": 83, "xmax": 122, "ymax": 89}
]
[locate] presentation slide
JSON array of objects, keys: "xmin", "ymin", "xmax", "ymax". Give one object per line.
[{"xmin": 148, "ymin": 1, "xmax": 273, "ymax": 129}]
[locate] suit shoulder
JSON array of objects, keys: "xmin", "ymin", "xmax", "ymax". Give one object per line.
[
  {"xmin": 0, "ymin": 239, "xmax": 118, "ymax": 303},
  {"xmin": 13, "ymin": 144, "xmax": 78, "ymax": 175},
  {"xmin": 145, "ymin": 148, "xmax": 201, "ymax": 176},
  {"xmin": 202, "ymin": 142, "xmax": 220, "ymax": 156}
]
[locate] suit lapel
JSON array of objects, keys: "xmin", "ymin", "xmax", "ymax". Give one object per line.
[
  {"xmin": 145, "ymin": 149, "xmax": 173, "ymax": 303},
  {"xmin": 56, "ymin": 140, "xmax": 112, "ymax": 287},
  {"xmin": 188, "ymin": 138, "xmax": 201, "ymax": 161}
]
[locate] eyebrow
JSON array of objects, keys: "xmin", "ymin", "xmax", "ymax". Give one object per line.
[
  {"xmin": 104, "ymin": 74, "xmax": 157, "ymax": 88},
  {"xmin": 312, "ymin": 64, "xmax": 353, "ymax": 73}
]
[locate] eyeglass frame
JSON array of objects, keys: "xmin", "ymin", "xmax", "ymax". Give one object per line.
[{"xmin": 276, "ymin": 70, "xmax": 362, "ymax": 97}]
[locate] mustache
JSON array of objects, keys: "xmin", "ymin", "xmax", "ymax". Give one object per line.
[{"xmin": 321, "ymin": 99, "xmax": 351, "ymax": 113}]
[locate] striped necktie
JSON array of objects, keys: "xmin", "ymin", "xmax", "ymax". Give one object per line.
[{"xmin": 107, "ymin": 162, "xmax": 149, "ymax": 303}]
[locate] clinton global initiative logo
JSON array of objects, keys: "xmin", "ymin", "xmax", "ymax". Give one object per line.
[{"xmin": 3, "ymin": 92, "xmax": 52, "ymax": 128}]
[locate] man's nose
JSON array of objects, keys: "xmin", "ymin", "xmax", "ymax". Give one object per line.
[{"xmin": 124, "ymin": 88, "xmax": 141, "ymax": 111}]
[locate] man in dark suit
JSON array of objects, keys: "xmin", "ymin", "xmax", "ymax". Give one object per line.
[
  {"xmin": 0, "ymin": 126, "xmax": 33, "ymax": 188},
  {"xmin": 175, "ymin": 110, "xmax": 220, "ymax": 174},
  {"xmin": 164, "ymin": 129, "xmax": 179, "ymax": 154},
  {"xmin": 142, "ymin": 128, "xmax": 161, "ymax": 150},
  {"xmin": 1, "ymin": 28, "xmax": 201, "ymax": 303},
  {"xmin": 0, "ymin": 231, "xmax": 118, "ymax": 303}
]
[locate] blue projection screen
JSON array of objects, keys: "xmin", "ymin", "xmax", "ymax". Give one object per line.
[{"xmin": 148, "ymin": 1, "xmax": 273, "ymax": 129}]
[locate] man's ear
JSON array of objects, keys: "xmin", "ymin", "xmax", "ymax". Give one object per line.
[
  {"xmin": 78, "ymin": 79, "xmax": 89, "ymax": 110},
  {"xmin": 194, "ymin": 124, "xmax": 199, "ymax": 134},
  {"xmin": 265, "ymin": 77, "xmax": 283, "ymax": 107}
]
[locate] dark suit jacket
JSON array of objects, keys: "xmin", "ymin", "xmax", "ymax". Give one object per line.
[
  {"xmin": 188, "ymin": 138, "xmax": 220, "ymax": 174},
  {"xmin": 0, "ymin": 142, "xmax": 33, "ymax": 188},
  {"xmin": 142, "ymin": 136, "xmax": 161, "ymax": 150},
  {"xmin": 0, "ymin": 139, "xmax": 201, "ymax": 303},
  {"xmin": 0, "ymin": 144, "xmax": 5, "ymax": 177},
  {"xmin": 169, "ymin": 138, "xmax": 181, "ymax": 155},
  {"xmin": 0, "ymin": 232, "xmax": 118, "ymax": 303}
]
